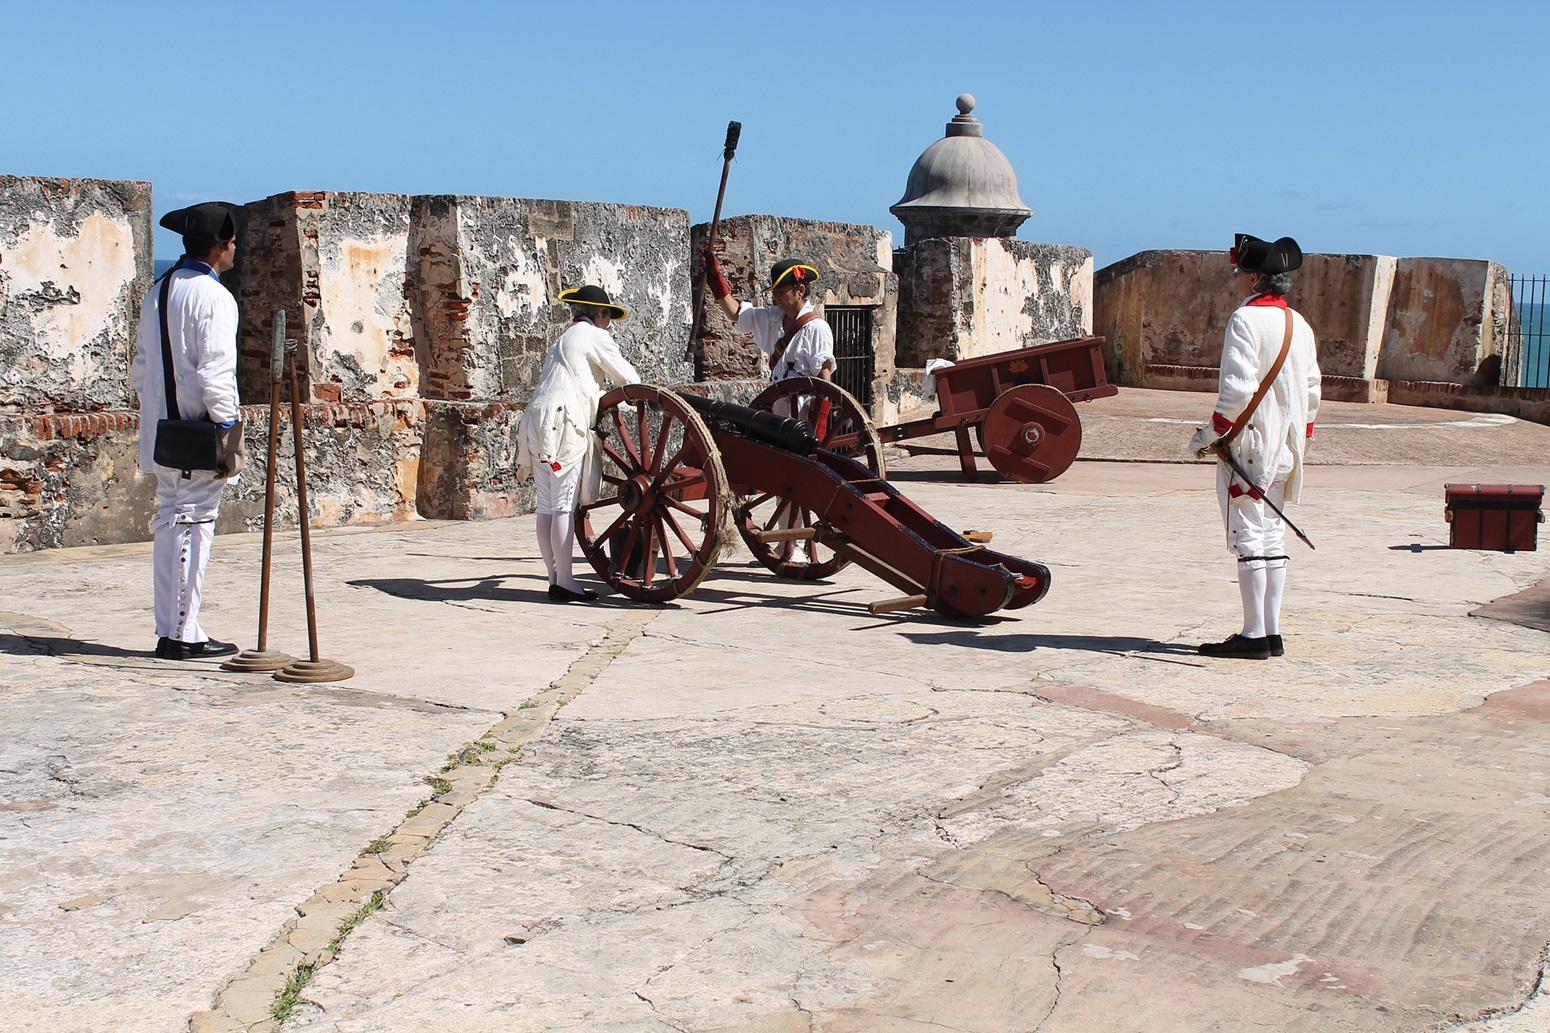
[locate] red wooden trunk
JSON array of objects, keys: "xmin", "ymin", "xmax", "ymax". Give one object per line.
[{"xmin": 1444, "ymin": 484, "xmax": 1545, "ymax": 553}]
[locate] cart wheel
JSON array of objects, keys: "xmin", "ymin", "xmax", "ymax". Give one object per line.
[
  {"xmin": 737, "ymin": 379, "xmax": 882, "ymax": 581},
  {"xmin": 577, "ymin": 385, "xmax": 729, "ymax": 603},
  {"xmin": 749, "ymin": 377, "xmax": 886, "ymax": 475},
  {"xmin": 980, "ymin": 384, "xmax": 1082, "ymax": 483}
]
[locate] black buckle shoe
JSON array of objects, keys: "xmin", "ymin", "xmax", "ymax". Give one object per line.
[
  {"xmin": 1268, "ymin": 634, "xmax": 1284, "ymax": 657},
  {"xmin": 1197, "ymin": 634, "xmax": 1272, "ymax": 660},
  {"xmin": 547, "ymin": 585, "xmax": 598, "ymax": 603},
  {"xmin": 155, "ymin": 637, "xmax": 241, "ymax": 660}
]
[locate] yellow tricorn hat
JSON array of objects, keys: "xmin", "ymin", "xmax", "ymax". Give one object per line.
[{"xmin": 769, "ymin": 260, "xmax": 819, "ymax": 290}]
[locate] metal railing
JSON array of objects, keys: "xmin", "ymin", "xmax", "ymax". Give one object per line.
[{"xmin": 1503, "ymin": 275, "xmax": 1550, "ymax": 388}]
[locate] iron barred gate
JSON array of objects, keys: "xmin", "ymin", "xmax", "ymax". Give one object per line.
[{"xmin": 824, "ymin": 306, "xmax": 876, "ymax": 405}]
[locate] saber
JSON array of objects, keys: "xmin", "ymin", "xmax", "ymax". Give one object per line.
[
  {"xmin": 1213, "ymin": 443, "xmax": 1315, "ymax": 549},
  {"xmin": 687, "ymin": 120, "xmax": 742, "ymax": 366}
]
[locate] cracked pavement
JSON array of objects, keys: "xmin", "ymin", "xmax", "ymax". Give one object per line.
[{"xmin": 1, "ymin": 389, "xmax": 1549, "ymax": 1032}]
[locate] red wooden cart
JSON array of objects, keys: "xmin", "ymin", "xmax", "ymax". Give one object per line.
[{"xmin": 755, "ymin": 335, "xmax": 1116, "ymax": 484}]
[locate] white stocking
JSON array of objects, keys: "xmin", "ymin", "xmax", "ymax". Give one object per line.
[
  {"xmin": 1264, "ymin": 559, "xmax": 1287, "ymax": 636},
  {"xmin": 535, "ymin": 512, "xmax": 556, "ymax": 583},
  {"xmin": 550, "ymin": 510, "xmax": 582, "ymax": 592},
  {"xmin": 1237, "ymin": 562, "xmax": 1267, "ymax": 639}
]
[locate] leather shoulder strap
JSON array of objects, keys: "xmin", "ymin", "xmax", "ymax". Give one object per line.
[
  {"xmin": 770, "ymin": 311, "xmax": 819, "ymax": 370},
  {"xmin": 1218, "ymin": 308, "xmax": 1294, "ymax": 449},
  {"xmin": 158, "ymin": 267, "xmax": 180, "ymax": 422}
]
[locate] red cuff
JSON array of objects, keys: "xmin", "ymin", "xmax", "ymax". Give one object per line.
[
  {"xmin": 1211, "ymin": 412, "xmax": 1233, "ymax": 435},
  {"xmin": 1306, "ymin": 422, "xmax": 1315, "ymax": 439}
]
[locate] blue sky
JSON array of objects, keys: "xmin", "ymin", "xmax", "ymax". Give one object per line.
[{"xmin": 4, "ymin": 0, "xmax": 1547, "ymax": 273}]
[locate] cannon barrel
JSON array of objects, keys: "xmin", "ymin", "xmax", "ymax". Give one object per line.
[{"xmin": 680, "ymin": 393, "xmax": 819, "ymax": 454}]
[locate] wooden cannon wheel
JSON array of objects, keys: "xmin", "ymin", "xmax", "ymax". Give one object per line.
[
  {"xmin": 979, "ymin": 384, "xmax": 1083, "ymax": 484},
  {"xmin": 739, "ymin": 378, "xmax": 887, "ymax": 581},
  {"xmin": 576, "ymin": 385, "xmax": 730, "ymax": 603}
]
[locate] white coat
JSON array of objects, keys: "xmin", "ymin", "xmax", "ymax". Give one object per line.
[
  {"xmin": 130, "ymin": 264, "xmax": 241, "ymax": 473},
  {"xmin": 736, "ymin": 301, "xmax": 835, "ymax": 380},
  {"xmin": 519, "ymin": 319, "xmax": 640, "ymax": 488},
  {"xmin": 1212, "ymin": 297, "xmax": 1321, "ymax": 504}
]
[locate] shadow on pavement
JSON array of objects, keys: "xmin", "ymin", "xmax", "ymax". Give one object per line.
[
  {"xmin": 899, "ymin": 629, "xmax": 1202, "ymax": 658},
  {"xmin": 348, "ymin": 575, "xmax": 548, "ymax": 605},
  {"xmin": 0, "ymin": 632, "xmax": 152, "ymax": 661}
]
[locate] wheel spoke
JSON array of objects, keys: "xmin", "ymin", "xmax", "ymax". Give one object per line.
[
  {"xmin": 611, "ymin": 407, "xmax": 644, "ymax": 470},
  {"xmin": 663, "ymin": 493, "xmax": 706, "ymax": 519},
  {"xmin": 660, "ymin": 508, "xmax": 698, "ymax": 554},
  {"xmin": 649, "ymin": 412, "xmax": 674, "ymax": 475},
  {"xmin": 600, "ymin": 439, "xmax": 635, "ymax": 476},
  {"xmin": 640, "ymin": 523, "xmax": 656, "ymax": 586},
  {"xmin": 636, "ymin": 403, "xmax": 649, "ymax": 470},
  {"xmin": 654, "ymin": 514, "xmax": 681, "ymax": 579},
  {"xmin": 596, "ymin": 506, "xmax": 633, "ymax": 548},
  {"xmin": 578, "ymin": 494, "xmax": 622, "ymax": 514}
]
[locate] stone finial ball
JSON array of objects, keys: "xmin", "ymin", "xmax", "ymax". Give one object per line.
[{"xmin": 956, "ymin": 93, "xmax": 976, "ymax": 115}]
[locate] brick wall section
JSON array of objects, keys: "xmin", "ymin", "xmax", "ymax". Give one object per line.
[
  {"xmin": 0, "ymin": 176, "xmax": 152, "ymax": 413},
  {"xmin": 232, "ymin": 192, "xmax": 418, "ymax": 406},
  {"xmin": 0, "ymin": 400, "xmax": 427, "ymax": 553}
]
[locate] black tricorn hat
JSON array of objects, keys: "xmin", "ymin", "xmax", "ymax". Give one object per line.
[
  {"xmin": 769, "ymin": 259, "xmax": 819, "ymax": 290},
  {"xmin": 159, "ymin": 202, "xmax": 238, "ymax": 243},
  {"xmin": 1231, "ymin": 233, "xmax": 1303, "ymax": 274},
  {"xmin": 558, "ymin": 284, "xmax": 628, "ymax": 320}
]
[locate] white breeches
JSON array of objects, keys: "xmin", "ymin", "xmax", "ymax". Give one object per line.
[
  {"xmin": 533, "ymin": 461, "xmax": 583, "ymax": 515},
  {"xmin": 1217, "ymin": 446, "xmax": 1293, "ymax": 564},
  {"xmin": 151, "ymin": 470, "xmax": 227, "ymax": 642}
]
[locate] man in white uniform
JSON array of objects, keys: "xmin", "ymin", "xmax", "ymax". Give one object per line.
[
  {"xmin": 130, "ymin": 203, "xmax": 244, "ymax": 660},
  {"xmin": 703, "ymin": 254, "xmax": 836, "ymax": 390},
  {"xmin": 519, "ymin": 285, "xmax": 640, "ymax": 603},
  {"xmin": 1190, "ymin": 233, "xmax": 1321, "ymax": 660},
  {"xmin": 703, "ymin": 255, "xmax": 836, "ymax": 565}
]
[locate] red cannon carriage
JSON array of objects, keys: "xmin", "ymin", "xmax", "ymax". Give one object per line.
[
  {"xmin": 575, "ymin": 387, "xmax": 1051, "ymax": 619},
  {"xmin": 753, "ymin": 335, "xmax": 1117, "ymax": 484}
]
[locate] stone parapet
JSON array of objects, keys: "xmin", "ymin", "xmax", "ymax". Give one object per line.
[
  {"xmin": 1139, "ymin": 365, "xmax": 1550, "ymax": 426},
  {"xmin": 0, "ymin": 176, "xmax": 152, "ymax": 413},
  {"xmin": 418, "ymin": 400, "xmax": 528, "ymax": 521},
  {"xmin": 419, "ymin": 196, "xmax": 692, "ymax": 402},
  {"xmin": 894, "ymin": 237, "xmax": 1092, "ymax": 367},
  {"xmin": 1097, "ymin": 250, "xmax": 1509, "ymax": 389},
  {"xmin": 232, "ymin": 191, "xmax": 419, "ymax": 405},
  {"xmin": 0, "ymin": 400, "xmax": 427, "ymax": 554},
  {"xmin": 234, "ymin": 193, "xmax": 694, "ymax": 407},
  {"xmin": 1378, "ymin": 258, "xmax": 1512, "ymax": 385}
]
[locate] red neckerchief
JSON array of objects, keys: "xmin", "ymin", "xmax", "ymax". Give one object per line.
[{"xmin": 1212, "ymin": 295, "xmax": 1313, "ymax": 439}]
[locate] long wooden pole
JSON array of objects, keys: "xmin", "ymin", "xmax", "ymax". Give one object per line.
[
  {"xmin": 687, "ymin": 121, "xmax": 742, "ymax": 371},
  {"xmin": 255, "ymin": 311, "xmax": 286, "ymax": 651}
]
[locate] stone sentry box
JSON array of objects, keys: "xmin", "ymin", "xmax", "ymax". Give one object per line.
[{"xmin": 690, "ymin": 214, "xmax": 897, "ymax": 408}]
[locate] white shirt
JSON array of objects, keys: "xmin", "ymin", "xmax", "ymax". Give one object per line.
[
  {"xmin": 130, "ymin": 263, "xmax": 240, "ymax": 473},
  {"xmin": 1214, "ymin": 296, "xmax": 1322, "ymax": 502},
  {"xmin": 521, "ymin": 319, "xmax": 640, "ymax": 470},
  {"xmin": 736, "ymin": 301, "xmax": 835, "ymax": 381}
]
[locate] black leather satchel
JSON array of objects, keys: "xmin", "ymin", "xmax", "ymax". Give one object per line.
[{"xmin": 151, "ymin": 262, "xmax": 243, "ymax": 475}]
